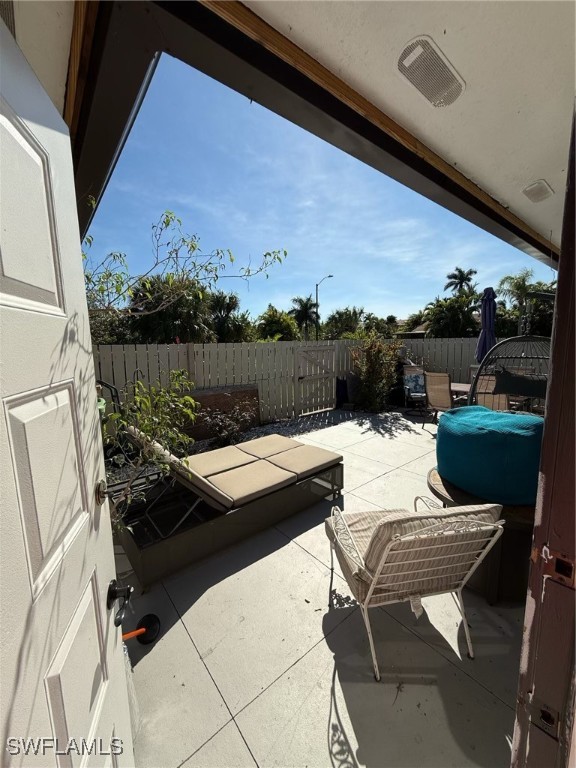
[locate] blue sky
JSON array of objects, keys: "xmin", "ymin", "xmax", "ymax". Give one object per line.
[{"xmin": 88, "ymin": 54, "xmax": 556, "ymax": 321}]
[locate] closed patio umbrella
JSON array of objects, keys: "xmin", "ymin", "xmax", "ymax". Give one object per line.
[{"xmin": 475, "ymin": 287, "xmax": 497, "ymax": 363}]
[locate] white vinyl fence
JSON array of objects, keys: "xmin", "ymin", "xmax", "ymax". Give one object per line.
[
  {"xmin": 402, "ymin": 337, "xmax": 493, "ymax": 384},
  {"xmin": 93, "ymin": 337, "xmax": 487, "ymax": 422}
]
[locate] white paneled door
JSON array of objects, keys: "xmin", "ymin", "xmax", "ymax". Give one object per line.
[{"xmin": 0, "ymin": 21, "xmax": 134, "ymax": 768}]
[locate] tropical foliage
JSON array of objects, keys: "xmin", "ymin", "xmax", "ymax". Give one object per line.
[
  {"xmin": 444, "ymin": 267, "xmax": 478, "ymax": 295},
  {"xmin": 87, "ymin": 239, "xmax": 556, "ymax": 346},
  {"xmin": 497, "ymin": 267, "xmax": 535, "ymax": 310},
  {"xmin": 323, "ymin": 306, "xmax": 365, "ymax": 339},
  {"xmin": 288, "ymin": 295, "xmax": 318, "ymax": 340},
  {"xmin": 88, "ymin": 306, "xmax": 137, "ymax": 345},
  {"xmin": 128, "ymin": 276, "xmax": 215, "ymax": 344},
  {"xmin": 424, "ymin": 294, "xmax": 479, "ymax": 338},
  {"xmin": 497, "ymin": 268, "xmax": 556, "ymax": 335},
  {"xmin": 84, "ymin": 210, "xmax": 285, "ymax": 342},
  {"xmin": 102, "ymin": 369, "xmax": 198, "ymax": 528},
  {"xmin": 209, "ymin": 291, "xmax": 254, "ymax": 343},
  {"xmin": 256, "ymin": 305, "xmax": 300, "ymax": 341},
  {"xmin": 399, "ymin": 310, "xmax": 425, "ymax": 333}
]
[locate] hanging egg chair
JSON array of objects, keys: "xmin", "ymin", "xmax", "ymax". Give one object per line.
[
  {"xmin": 468, "ymin": 290, "xmax": 554, "ymax": 412},
  {"xmin": 468, "ymin": 335, "xmax": 550, "ymax": 412}
]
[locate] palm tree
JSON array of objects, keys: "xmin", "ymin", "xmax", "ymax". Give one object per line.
[
  {"xmin": 323, "ymin": 306, "xmax": 365, "ymax": 339},
  {"xmin": 257, "ymin": 305, "xmax": 300, "ymax": 341},
  {"xmin": 444, "ymin": 267, "xmax": 478, "ymax": 295},
  {"xmin": 288, "ymin": 295, "xmax": 318, "ymax": 340},
  {"xmin": 401, "ymin": 310, "xmax": 425, "ymax": 333},
  {"xmin": 498, "ymin": 267, "xmax": 536, "ymax": 333},
  {"xmin": 210, "ymin": 291, "xmax": 243, "ymax": 342},
  {"xmin": 424, "ymin": 295, "xmax": 478, "ymax": 338},
  {"xmin": 497, "ymin": 267, "xmax": 534, "ymax": 310}
]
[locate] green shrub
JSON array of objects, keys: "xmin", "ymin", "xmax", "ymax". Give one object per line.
[
  {"xmin": 198, "ymin": 398, "xmax": 259, "ymax": 447},
  {"xmin": 351, "ymin": 336, "xmax": 404, "ymax": 412},
  {"xmin": 101, "ymin": 369, "xmax": 198, "ymax": 528}
]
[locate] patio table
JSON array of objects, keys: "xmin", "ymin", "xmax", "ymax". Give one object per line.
[
  {"xmin": 427, "ymin": 468, "xmax": 534, "ymax": 604},
  {"xmin": 451, "ymin": 382, "xmax": 471, "ymax": 397}
]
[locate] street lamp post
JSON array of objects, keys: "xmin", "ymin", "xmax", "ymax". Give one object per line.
[{"xmin": 315, "ymin": 274, "xmax": 333, "ymax": 340}]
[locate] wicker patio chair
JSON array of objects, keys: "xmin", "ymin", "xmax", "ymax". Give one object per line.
[{"xmin": 325, "ymin": 498, "xmax": 504, "ymax": 680}]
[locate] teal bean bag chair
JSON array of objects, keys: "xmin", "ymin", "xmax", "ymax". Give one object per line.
[{"xmin": 436, "ymin": 406, "xmax": 543, "ymax": 505}]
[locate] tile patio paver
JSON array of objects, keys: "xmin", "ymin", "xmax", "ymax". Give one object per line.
[
  {"xmin": 235, "ymin": 605, "xmax": 514, "ymax": 768},
  {"xmin": 163, "ymin": 528, "xmax": 351, "ymax": 715},
  {"xmin": 126, "ymin": 584, "xmax": 230, "ymax": 768},
  {"xmin": 345, "ymin": 434, "xmax": 435, "ymax": 468},
  {"xmin": 181, "ymin": 722, "xmax": 257, "ymax": 768},
  {"xmin": 400, "ymin": 448, "xmax": 439, "ymax": 478},
  {"xmin": 274, "ymin": 492, "xmax": 382, "ymax": 573},
  {"xmin": 128, "ymin": 411, "xmax": 524, "ymax": 768},
  {"xmin": 352, "ymin": 466, "xmax": 431, "ymax": 510},
  {"xmin": 384, "ymin": 593, "xmax": 525, "ymax": 708}
]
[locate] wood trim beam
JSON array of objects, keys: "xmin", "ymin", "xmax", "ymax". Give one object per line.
[
  {"xmin": 64, "ymin": 0, "xmax": 100, "ymax": 142},
  {"xmin": 201, "ymin": 0, "xmax": 559, "ymax": 260}
]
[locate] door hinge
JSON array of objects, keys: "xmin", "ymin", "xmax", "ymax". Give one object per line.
[{"xmin": 531, "ymin": 545, "xmax": 575, "ymax": 589}]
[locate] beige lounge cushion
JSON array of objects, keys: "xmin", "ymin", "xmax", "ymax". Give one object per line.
[
  {"xmin": 208, "ymin": 460, "xmax": 296, "ymax": 506},
  {"xmin": 326, "ymin": 503, "xmax": 502, "ymax": 603},
  {"xmin": 126, "ymin": 426, "xmax": 234, "ymax": 510},
  {"xmin": 171, "ymin": 462, "xmax": 234, "ymax": 510},
  {"xmin": 267, "ymin": 444, "xmax": 342, "ymax": 479},
  {"xmin": 187, "ymin": 446, "xmax": 257, "ymax": 478},
  {"xmin": 237, "ymin": 434, "xmax": 302, "ymax": 459}
]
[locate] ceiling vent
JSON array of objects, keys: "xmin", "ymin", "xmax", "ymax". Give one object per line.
[
  {"xmin": 522, "ymin": 179, "xmax": 555, "ymax": 203},
  {"xmin": 398, "ymin": 36, "xmax": 465, "ymax": 107}
]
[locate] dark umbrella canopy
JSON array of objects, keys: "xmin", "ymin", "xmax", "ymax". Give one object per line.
[{"xmin": 475, "ymin": 287, "xmax": 497, "ymax": 363}]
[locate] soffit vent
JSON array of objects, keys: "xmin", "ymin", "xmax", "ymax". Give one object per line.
[
  {"xmin": 398, "ymin": 36, "xmax": 465, "ymax": 108},
  {"xmin": 522, "ymin": 179, "xmax": 555, "ymax": 203}
]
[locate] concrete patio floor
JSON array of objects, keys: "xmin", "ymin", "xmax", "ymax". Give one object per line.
[{"xmin": 119, "ymin": 411, "xmax": 526, "ymax": 768}]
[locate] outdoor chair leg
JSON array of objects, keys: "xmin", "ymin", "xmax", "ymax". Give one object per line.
[
  {"xmin": 453, "ymin": 590, "xmax": 474, "ymax": 659},
  {"xmin": 360, "ymin": 605, "xmax": 381, "ymax": 681},
  {"xmin": 328, "ymin": 542, "xmax": 335, "ymax": 607}
]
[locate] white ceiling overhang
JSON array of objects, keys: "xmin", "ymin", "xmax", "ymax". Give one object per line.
[
  {"xmin": 244, "ymin": 1, "xmax": 575, "ymax": 255},
  {"xmin": 10, "ymin": 0, "xmax": 571, "ymax": 258}
]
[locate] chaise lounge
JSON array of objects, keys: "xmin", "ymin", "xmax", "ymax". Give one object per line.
[{"xmin": 119, "ymin": 431, "xmax": 344, "ymax": 587}]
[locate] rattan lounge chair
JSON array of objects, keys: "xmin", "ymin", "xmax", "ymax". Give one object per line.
[{"xmin": 325, "ymin": 497, "xmax": 504, "ymax": 680}]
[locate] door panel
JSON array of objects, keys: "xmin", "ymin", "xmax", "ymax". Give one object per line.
[{"xmin": 0, "ymin": 20, "xmax": 133, "ymax": 767}]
